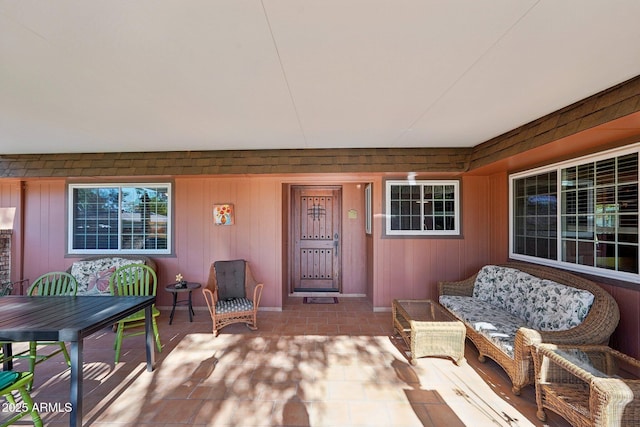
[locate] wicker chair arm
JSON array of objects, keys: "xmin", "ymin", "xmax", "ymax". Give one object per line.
[
  {"xmin": 202, "ymin": 288, "xmax": 217, "ymax": 317},
  {"xmin": 591, "ymin": 377, "xmax": 640, "ymax": 426},
  {"xmin": 252, "ymin": 283, "xmax": 264, "ymax": 308},
  {"xmin": 437, "ymin": 274, "xmax": 477, "ymax": 297}
]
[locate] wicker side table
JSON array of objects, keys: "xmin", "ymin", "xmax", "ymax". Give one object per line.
[
  {"xmin": 533, "ymin": 343, "xmax": 640, "ymax": 427},
  {"xmin": 392, "ymin": 299, "xmax": 466, "ymax": 366}
]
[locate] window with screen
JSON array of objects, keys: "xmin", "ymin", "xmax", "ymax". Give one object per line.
[
  {"xmin": 510, "ymin": 145, "xmax": 639, "ymax": 282},
  {"xmin": 68, "ymin": 183, "xmax": 171, "ymax": 254},
  {"xmin": 385, "ymin": 180, "xmax": 460, "ymax": 236}
]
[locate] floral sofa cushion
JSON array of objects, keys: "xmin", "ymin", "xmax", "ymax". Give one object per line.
[
  {"xmin": 71, "ymin": 258, "xmax": 146, "ymax": 295},
  {"xmin": 526, "ymin": 279, "xmax": 594, "ymax": 331},
  {"xmin": 471, "ymin": 265, "xmax": 595, "ymax": 332},
  {"xmin": 472, "ymin": 265, "xmax": 521, "ymax": 306},
  {"xmin": 440, "ymin": 295, "xmax": 527, "ymax": 358},
  {"xmin": 494, "ymin": 270, "xmax": 539, "ymax": 321}
]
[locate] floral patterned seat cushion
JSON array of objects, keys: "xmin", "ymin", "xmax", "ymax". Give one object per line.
[
  {"xmin": 440, "ymin": 295, "xmax": 527, "ymax": 358},
  {"xmin": 215, "ymin": 297, "xmax": 254, "ymax": 314},
  {"xmin": 71, "ymin": 258, "xmax": 146, "ymax": 295}
]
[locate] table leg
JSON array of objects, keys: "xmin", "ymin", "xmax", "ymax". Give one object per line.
[
  {"xmin": 188, "ymin": 291, "xmax": 194, "ymax": 322},
  {"xmin": 2, "ymin": 342, "xmax": 13, "ymax": 370},
  {"xmin": 145, "ymin": 305, "xmax": 155, "ymax": 372},
  {"xmin": 169, "ymin": 292, "xmax": 177, "ymax": 325},
  {"xmin": 69, "ymin": 340, "xmax": 83, "ymax": 427}
]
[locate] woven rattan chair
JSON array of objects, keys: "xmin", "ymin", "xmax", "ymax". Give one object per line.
[
  {"xmin": 202, "ymin": 260, "xmax": 264, "ymax": 336},
  {"xmin": 533, "ymin": 344, "xmax": 640, "ymax": 426},
  {"xmin": 109, "ymin": 264, "xmax": 162, "ymax": 363}
]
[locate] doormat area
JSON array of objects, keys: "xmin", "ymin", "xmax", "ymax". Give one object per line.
[{"xmin": 303, "ymin": 297, "xmax": 338, "ymax": 304}]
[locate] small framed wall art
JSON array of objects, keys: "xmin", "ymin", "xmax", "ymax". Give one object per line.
[{"xmin": 214, "ymin": 204, "xmax": 234, "ymax": 225}]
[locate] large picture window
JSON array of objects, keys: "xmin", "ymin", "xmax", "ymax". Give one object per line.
[
  {"xmin": 510, "ymin": 145, "xmax": 639, "ymax": 282},
  {"xmin": 68, "ymin": 183, "xmax": 171, "ymax": 255},
  {"xmin": 385, "ymin": 179, "xmax": 460, "ymax": 236}
]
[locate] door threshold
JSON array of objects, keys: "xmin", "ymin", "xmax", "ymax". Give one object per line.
[
  {"xmin": 290, "ymin": 292, "xmax": 366, "ymax": 298},
  {"xmin": 291, "ymin": 291, "xmax": 339, "ymax": 297}
]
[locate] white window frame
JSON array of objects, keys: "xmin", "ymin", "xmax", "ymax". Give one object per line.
[
  {"xmin": 68, "ymin": 182, "xmax": 172, "ymax": 255},
  {"xmin": 509, "ymin": 143, "xmax": 640, "ymax": 283},
  {"xmin": 385, "ymin": 179, "xmax": 461, "ymax": 236}
]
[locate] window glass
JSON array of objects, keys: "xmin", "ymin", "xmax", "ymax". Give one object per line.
[
  {"xmin": 69, "ymin": 184, "xmax": 171, "ymax": 254},
  {"xmin": 511, "ymin": 146, "xmax": 639, "ymax": 282},
  {"xmin": 513, "ymin": 171, "xmax": 557, "ymax": 260},
  {"xmin": 386, "ymin": 180, "xmax": 460, "ymax": 236}
]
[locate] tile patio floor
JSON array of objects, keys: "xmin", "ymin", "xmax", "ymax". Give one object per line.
[{"xmin": 3, "ymin": 297, "xmax": 571, "ymax": 426}]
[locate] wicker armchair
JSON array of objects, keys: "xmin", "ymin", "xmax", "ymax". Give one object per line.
[
  {"xmin": 202, "ymin": 260, "xmax": 264, "ymax": 336},
  {"xmin": 533, "ymin": 344, "xmax": 640, "ymax": 426},
  {"xmin": 438, "ymin": 262, "xmax": 620, "ymax": 394}
]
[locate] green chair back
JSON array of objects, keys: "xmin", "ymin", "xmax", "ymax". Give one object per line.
[
  {"xmin": 28, "ymin": 272, "xmax": 77, "ymax": 296},
  {"xmin": 109, "ymin": 264, "xmax": 157, "ymax": 297},
  {"xmin": 0, "ymin": 282, "xmax": 13, "ymax": 297}
]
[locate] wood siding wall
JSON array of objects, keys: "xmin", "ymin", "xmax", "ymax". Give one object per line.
[
  {"xmin": 371, "ymin": 175, "xmax": 492, "ymax": 307},
  {"xmin": 12, "ymin": 175, "xmax": 373, "ymax": 309}
]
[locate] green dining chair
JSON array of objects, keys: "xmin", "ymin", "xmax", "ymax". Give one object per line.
[
  {"xmin": 0, "ymin": 371, "xmax": 42, "ymax": 427},
  {"xmin": 25, "ymin": 272, "xmax": 77, "ymax": 390},
  {"xmin": 0, "ymin": 282, "xmax": 14, "ymax": 369},
  {"xmin": 109, "ymin": 264, "xmax": 161, "ymax": 363},
  {"xmin": 28, "ymin": 272, "xmax": 77, "ymax": 297}
]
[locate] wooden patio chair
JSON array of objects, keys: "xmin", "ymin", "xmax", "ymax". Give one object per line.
[
  {"xmin": 202, "ymin": 260, "xmax": 264, "ymax": 336},
  {"xmin": 109, "ymin": 264, "xmax": 161, "ymax": 363},
  {"xmin": 0, "ymin": 371, "xmax": 42, "ymax": 426}
]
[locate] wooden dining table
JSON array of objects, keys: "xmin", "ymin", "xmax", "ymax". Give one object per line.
[{"xmin": 0, "ymin": 295, "xmax": 157, "ymax": 427}]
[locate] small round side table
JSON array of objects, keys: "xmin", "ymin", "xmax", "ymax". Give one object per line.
[{"xmin": 165, "ymin": 282, "xmax": 201, "ymax": 325}]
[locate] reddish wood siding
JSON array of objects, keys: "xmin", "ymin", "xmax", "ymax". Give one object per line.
[
  {"xmin": 340, "ymin": 183, "xmax": 367, "ymax": 295},
  {"xmin": 22, "ymin": 180, "xmax": 68, "ymax": 279},
  {"xmin": 171, "ymin": 176, "xmax": 284, "ymax": 309},
  {"xmin": 11, "ymin": 176, "xmax": 370, "ymax": 309},
  {"xmin": 487, "ymin": 172, "xmax": 509, "ymax": 263},
  {"xmin": 371, "ymin": 175, "xmax": 492, "ymax": 307},
  {"xmin": 605, "ymin": 284, "xmax": 640, "ymax": 358}
]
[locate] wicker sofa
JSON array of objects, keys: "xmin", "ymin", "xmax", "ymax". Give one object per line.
[
  {"xmin": 65, "ymin": 255, "xmax": 156, "ymax": 295},
  {"xmin": 438, "ymin": 262, "xmax": 620, "ymax": 395}
]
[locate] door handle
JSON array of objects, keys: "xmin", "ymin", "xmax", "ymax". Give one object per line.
[{"xmin": 333, "ymin": 233, "xmax": 339, "ymax": 257}]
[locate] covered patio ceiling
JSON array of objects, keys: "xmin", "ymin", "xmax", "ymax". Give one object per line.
[{"xmin": 1, "ymin": 1, "xmax": 640, "ymax": 155}]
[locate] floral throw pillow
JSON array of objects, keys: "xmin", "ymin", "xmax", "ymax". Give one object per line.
[
  {"xmin": 71, "ymin": 258, "xmax": 145, "ymax": 293},
  {"xmin": 87, "ymin": 267, "xmax": 116, "ymax": 294}
]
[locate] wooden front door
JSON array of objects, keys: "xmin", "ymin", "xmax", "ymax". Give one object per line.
[{"xmin": 291, "ymin": 186, "xmax": 342, "ymax": 292}]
